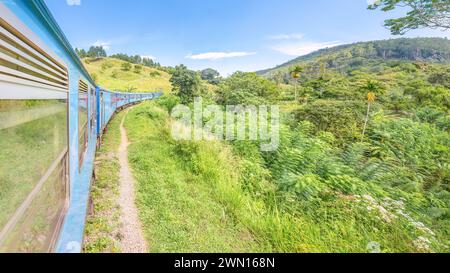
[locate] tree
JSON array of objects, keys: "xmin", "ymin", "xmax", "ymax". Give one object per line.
[
  {"xmin": 170, "ymin": 65, "xmax": 201, "ymax": 104},
  {"xmin": 75, "ymin": 48, "xmax": 87, "ymax": 58},
  {"xmin": 309, "ymin": 77, "xmax": 329, "ymax": 99},
  {"xmin": 200, "ymin": 68, "xmax": 221, "ymax": 84},
  {"xmin": 110, "ymin": 54, "xmax": 162, "ymax": 68},
  {"xmin": 133, "ymin": 55, "xmax": 142, "ymax": 64},
  {"xmin": 295, "ymin": 100, "xmax": 366, "ymax": 144},
  {"xmin": 217, "ymin": 72, "xmax": 277, "ymax": 105},
  {"xmin": 290, "ymin": 66, "xmax": 303, "ymax": 102},
  {"xmin": 121, "ymin": 62, "xmax": 132, "ymax": 71},
  {"xmin": 368, "ymin": 0, "xmax": 450, "ymax": 35},
  {"xmin": 143, "ymin": 57, "xmax": 161, "ymax": 68},
  {"xmin": 272, "ymin": 71, "xmax": 284, "ymax": 87},
  {"xmin": 87, "ymin": 46, "xmax": 107, "ymax": 58},
  {"xmin": 134, "ymin": 65, "xmax": 143, "ymax": 74},
  {"xmin": 361, "ymin": 81, "xmax": 379, "ymax": 141}
]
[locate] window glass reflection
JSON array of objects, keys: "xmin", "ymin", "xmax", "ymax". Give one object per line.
[{"xmin": 0, "ymin": 100, "xmax": 67, "ymax": 248}]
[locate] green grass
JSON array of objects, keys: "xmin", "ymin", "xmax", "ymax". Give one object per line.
[
  {"xmin": 83, "ymin": 58, "xmax": 172, "ymax": 93},
  {"xmin": 125, "ymin": 103, "xmax": 266, "ymax": 252},
  {"xmin": 83, "ymin": 111, "xmax": 126, "ymax": 253}
]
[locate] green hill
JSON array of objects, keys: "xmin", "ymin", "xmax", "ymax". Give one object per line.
[
  {"xmin": 83, "ymin": 57, "xmax": 172, "ymax": 93},
  {"xmin": 258, "ymin": 38, "xmax": 450, "ymax": 77}
]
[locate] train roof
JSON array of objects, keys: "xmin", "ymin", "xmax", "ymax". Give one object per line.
[{"xmin": 29, "ymin": 0, "xmax": 96, "ymax": 86}]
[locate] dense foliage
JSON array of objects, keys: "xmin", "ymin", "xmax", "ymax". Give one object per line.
[
  {"xmin": 76, "ymin": 47, "xmax": 169, "ymax": 71},
  {"xmin": 76, "ymin": 46, "xmax": 107, "ymax": 58},
  {"xmin": 200, "ymin": 68, "xmax": 222, "ymax": 85},
  {"xmin": 168, "ymin": 37, "xmax": 449, "ymax": 252},
  {"xmin": 110, "ymin": 53, "xmax": 162, "ymax": 69},
  {"xmin": 368, "ymin": 0, "xmax": 450, "ymax": 35},
  {"xmin": 216, "ymin": 72, "xmax": 278, "ymax": 105},
  {"xmin": 170, "ymin": 65, "xmax": 202, "ymax": 104}
]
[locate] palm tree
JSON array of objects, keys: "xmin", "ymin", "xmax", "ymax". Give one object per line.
[
  {"xmin": 361, "ymin": 80, "xmax": 378, "ymax": 142},
  {"xmin": 290, "ymin": 65, "xmax": 303, "ymax": 102}
]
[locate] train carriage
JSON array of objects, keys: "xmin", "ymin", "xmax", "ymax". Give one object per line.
[{"xmin": 0, "ymin": 0, "xmax": 162, "ymax": 253}]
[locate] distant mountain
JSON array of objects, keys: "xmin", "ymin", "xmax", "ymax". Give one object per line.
[{"xmin": 258, "ymin": 38, "xmax": 450, "ymax": 76}]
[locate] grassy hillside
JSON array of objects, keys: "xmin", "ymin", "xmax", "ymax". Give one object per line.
[
  {"xmin": 258, "ymin": 38, "xmax": 450, "ymax": 77},
  {"xmin": 83, "ymin": 57, "xmax": 172, "ymax": 93}
]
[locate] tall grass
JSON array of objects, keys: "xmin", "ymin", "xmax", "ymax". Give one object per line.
[{"xmin": 122, "ymin": 102, "xmax": 445, "ymax": 253}]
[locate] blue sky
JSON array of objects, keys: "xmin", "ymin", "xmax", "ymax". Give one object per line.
[{"xmin": 45, "ymin": 0, "xmax": 449, "ymax": 75}]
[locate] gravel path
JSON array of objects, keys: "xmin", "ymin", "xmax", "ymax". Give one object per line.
[{"xmin": 118, "ymin": 111, "xmax": 148, "ymax": 253}]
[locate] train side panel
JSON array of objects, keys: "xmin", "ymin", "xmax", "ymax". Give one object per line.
[
  {"xmin": 0, "ymin": 0, "xmax": 97, "ymax": 253},
  {"xmin": 0, "ymin": 0, "xmax": 162, "ymax": 253}
]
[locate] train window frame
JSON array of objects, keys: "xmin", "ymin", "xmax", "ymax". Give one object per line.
[
  {"xmin": 99, "ymin": 91, "xmax": 103, "ymax": 129},
  {"xmin": 78, "ymin": 79, "xmax": 89, "ymax": 169},
  {"xmin": 90, "ymin": 87, "xmax": 96, "ymax": 133}
]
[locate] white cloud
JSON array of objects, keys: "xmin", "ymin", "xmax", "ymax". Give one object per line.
[
  {"xmin": 66, "ymin": 0, "xmax": 81, "ymax": 6},
  {"xmin": 271, "ymin": 41, "xmax": 342, "ymax": 56},
  {"xmin": 268, "ymin": 33, "xmax": 304, "ymax": 40},
  {"xmin": 186, "ymin": 51, "xmax": 256, "ymax": 61},
  {"xmin": 92, "ymin": 41, "xmax": 111, "ymax": 50}
]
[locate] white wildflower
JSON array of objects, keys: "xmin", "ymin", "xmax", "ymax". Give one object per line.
[
  {"xmin": 367, "ymin": 241, "xmax": 381, "ymax": 253},
  {"xmin": 412, "ymin": 221, "xmax": 436, "ymax": 237},
  {"xmin": 363, "ymin": 195, "xmax": 376, "ymax": 203},
  {"xmin": 376, "ymin": 205, "xmax": 396, "ymax": 223},
  {"xmin": 413, "ymin": 237, "xmax": 432, "ymax": 252}
]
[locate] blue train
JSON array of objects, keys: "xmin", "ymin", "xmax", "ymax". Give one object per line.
[{"xmin": 0, "ymin": 0, "xmax": 162, "ymax": 253}]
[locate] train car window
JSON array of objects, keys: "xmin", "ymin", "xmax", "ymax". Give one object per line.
[
  {"xmin": 0, "ymin": 6, "xmax": 69, "ymax": 253},
  {"xmin": 100, "ymin": 92, "xmax": 104, "ymax": 129},
  {"xmin": 111, "ymin": 93, "xmax": 115, "ymax": 108},
  {"xmin": 89, "ymin": 87, "xmax": 95, "ymax": 132},
  {"xmin": 78, "ymin": 80, "xmax": 88, "ymax": 167}
]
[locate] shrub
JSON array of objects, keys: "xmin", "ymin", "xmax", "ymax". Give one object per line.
[
  {"xmin": 156, "ymin": 95, "xmax": 181, "ymax": 113},
  {"xmin": 111, "ymin": 70, "xmax": 119, "ymax": 78},
  {"xmin": 91, "ymin": 73, "xmax": 98, "ymax": 82},
  {"xmin": 121, "ymin": 62, "xmax": 132, "ymax": 71},
  {"xmin": 295, "ymin": 99, "xmax": 367, "ymax": 144},
  {"xmin": 149, "ymin": 71, "xmax": 161, "ymax": 77},
  {"xmin": 134, "ymin": 65, "xmax": 143, "ymax": 74}
]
